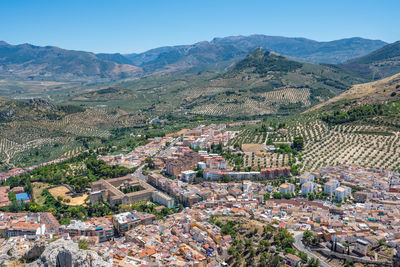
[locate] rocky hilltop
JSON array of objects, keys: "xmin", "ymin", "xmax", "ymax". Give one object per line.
[{"xmin": 0, "ymin": 238, "xmax": 112, "ymax": 267}]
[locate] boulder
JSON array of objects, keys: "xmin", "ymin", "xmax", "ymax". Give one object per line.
[
  {"xmin": 27, "ymin": 239, "xmax": 112, "ymax": 267},
  {"xmin": 22, "ymin": 240, "xmax": 47, "ymax": 261}
]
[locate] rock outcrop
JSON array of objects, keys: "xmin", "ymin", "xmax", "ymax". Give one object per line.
[{"xmin": 27, "ymin": 239, "xmax": 112, "ymax": 267}]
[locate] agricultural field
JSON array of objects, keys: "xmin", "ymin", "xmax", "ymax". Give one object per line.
[
  {"xmin": 48, "ymin": 185, "xmax": 88, "ymax": 206},
  {"xmin": 242, "ymin": 152, "xmax": 291, "ymax": 169},
  {"xmin": 229, "ymin": 127, "xmax": 269, "ymax": 147},
  {"xmin": 230, "ymin": 114, "xmax": 400, "ymax": 171},
  {"xmin": 0, "ymin": 97, "xmax": 148, "ymax": 170},
  {"xmin": 227, "ymin": 125, "xmax": 293, "ymax": 169}
]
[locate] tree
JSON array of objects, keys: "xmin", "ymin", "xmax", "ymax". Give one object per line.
[
  {"xmin": 196, "ymin": 169, "xmax": 204, "ymax": 178},
  {"xmin": 274, "ymin": 228, "xmax": 294, "ymax": 249},
  {"xmin": 145, "ymin": 157, "xmax": 155, "ymax": 169},
  {"xmin": 303, "ymin": 230, "xmax": 313, "ymax": 245},
  {"xmin": 307, "ymin": 258, "xmax": 320, "ymax": 267},
  {"xmin": 292, "ymin": 136, "xmax": 304, "ymax": 151},
  {"xmin": 285, "ymin": 247, "xmax": 296, "ymax": 254},
  {"xmin": 298, "ymin": 251, "xmax": 308, "ymax": 262},
  {"xmin": 311, "ymin": 236, "xmax": 321, "ymax": 246}
]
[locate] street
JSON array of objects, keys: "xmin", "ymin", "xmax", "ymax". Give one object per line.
[{"xmin": 293, "ymin": 232, "xmax": 332, "ymax": 267}]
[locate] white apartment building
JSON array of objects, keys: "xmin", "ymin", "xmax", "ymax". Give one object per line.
[
  {"xmin": 301, "ymin": 182, "xmax": 315, "ymax": 195},
  {"xmin": 280, "ymin": 183, "xmax": 295, "ymax": 194},
  {"xmin": 300, "ymin": 172, "xmax": 315, "ymax": 184},
  {"xmin": 334, "ymin": 186, "xmax": 351, "ymax": 202},
  {"xmin": 324, "ymin": 180, "xmax": 340, "ymax": 195}
]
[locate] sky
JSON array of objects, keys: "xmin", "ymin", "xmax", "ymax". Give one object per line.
[{"xmin": 0, "ymin": 0, "xmax": 399, "ymax": 54}]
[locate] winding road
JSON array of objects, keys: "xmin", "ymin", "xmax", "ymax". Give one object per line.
[{"xmin": 293, "ymin": 232, "xmax": 332, "ymax": 267}]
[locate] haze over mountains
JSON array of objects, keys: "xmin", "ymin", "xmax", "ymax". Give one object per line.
[{"xmin": 0, "ymin": 35, "xmax": 389, "ymax": 81}]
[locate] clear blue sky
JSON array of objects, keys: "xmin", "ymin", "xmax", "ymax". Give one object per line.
[{"xmin": 0, "ymin": 0, "xmax": 399, "ymax": 53}]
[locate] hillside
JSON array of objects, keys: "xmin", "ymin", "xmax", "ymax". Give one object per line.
[
  {"xmin": 0, "ymin": 97, "xmax": 147, "ymax": 170},
  {"xmin": 122, "ymin": 35, "xmax": 386, "ymax": 74},
  {"xmin": 180, "ymin": 49, "xmax": 367, "ymax": 116},
  {"xmin": 68, "ymin": 49, "xmax": 367, "ymax": 118},
  {"xmin": 310, "ymin": 72, "xmax": 400, "ymax": 111},
  {"xmin": 340, "ymin": 41, "xmax": 400, "ymax": 80},
  {"xmin": 0, "ymin": 41, "xmax": 142, "ymax": 81}
]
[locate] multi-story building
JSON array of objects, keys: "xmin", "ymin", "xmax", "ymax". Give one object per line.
[
  {"xmin": 324, "ymin": 180, "xmax": 340, "ymax": 195},
  {"xmin": 8, "ymin": 221, "xmax": 45, "ymax": 237},
  {"xmin": 261, "ymin": 167, "xmax": 291, "ymax": 178},
  {"xmin": 334, "ymin": 186, "xmax": 351, "ymax": 201},
  {"xmin": 203, "ymin": 169, "xmax": 261, "ymax": 180},
  {"xmin": 354, "ymin": 239, "xmax": 369, "ymax": 256},
  {"xmin": 90, "ymin": 174, "xmax": 156, "ymax": 206},
  {"xmin": 152, "ymin": 191, "xmax": 175, "ymax": 208},
  {"xmin": 301, "ymin": 182, "xmax": 315, "ymax": 195},
  {"xmin": 165, "ymin": 148, "xmax": 199, "ymax": 177},
  {"xmin": 299, "ymin": 172, "xmax": 315, "ymax": 184},
  {"xmin": 205, "ymin": 157, "xmax": 226, "ymax": 170},
  {"xmin": 181, "ymin": 170, "xmax": 197, "ymax": 183},
  {"xmin": 280, "ymin": 183, "xmax": 295, "ymax": 194},
  {"xmin": 112, "ymin": 211, "xmax": 155, "ymax": 236},
  {"xmin": 63, "ymin": 217, "xmax": 114, "ymax": 243}
]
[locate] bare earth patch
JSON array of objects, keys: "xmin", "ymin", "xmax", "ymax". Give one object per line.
[
  {"xmin": 48, "ymin": 185, "xmax": 88, "ymax": 206},
  {"xmin": 241, "ymin": 143, "xmax": 264, "ymax": 152}
]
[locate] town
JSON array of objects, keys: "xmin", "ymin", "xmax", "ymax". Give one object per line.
[{"xmin": 0, "ymin": 123, "xmax": 398, "ymax": 266}]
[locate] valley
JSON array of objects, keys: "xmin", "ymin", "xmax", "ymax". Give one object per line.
[{"xmin": 1, "ymin": 29, "xmax": 400, "ymax": 267}]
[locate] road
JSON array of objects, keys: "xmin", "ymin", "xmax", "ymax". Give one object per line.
[
  {"xmin": 134, "ymin": 137, "xmax": 180, "ymax": 182},
  {"xmin": 293, "ymin": 232, "xmax": 332, "ymax": 267},
  {"xmin": 134, "ymin": 164, "xmax": 147, "ymax": 181}
]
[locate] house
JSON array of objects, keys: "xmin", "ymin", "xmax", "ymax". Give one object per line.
[
  {"xmin": 285, "ymin": 253, "xmax": 302, "ymax": 266},
  {"xmin": 354, "ymin": 191, "xmax": 368, "ymax": 203},
  {"xmin": 0, "ymin": 187, "xmax": 11, "ymax": 207},
  {"xmin": 8, "ymin": 221, "xmax": 45, "ymax": 237},
  {"xmin": 353, "ymin": 239, "xmax": 369, "ymax": 256}
]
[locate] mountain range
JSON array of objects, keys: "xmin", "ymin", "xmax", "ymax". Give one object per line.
[
  {"xmin": 122, "ymin": 35, "xmax": 386, "ymax": 74},
  {"xmin": 0, "ymin": 35, "xmax": 389, "ymax": 81},
  {"xmin": 0, "ymin": 41, "xmax": 142, "ymax": 81}
]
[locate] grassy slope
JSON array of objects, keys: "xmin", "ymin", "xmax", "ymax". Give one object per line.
[{"xmin": 309, "ymin": 72, "xmax": 400, "ymax": 112}]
